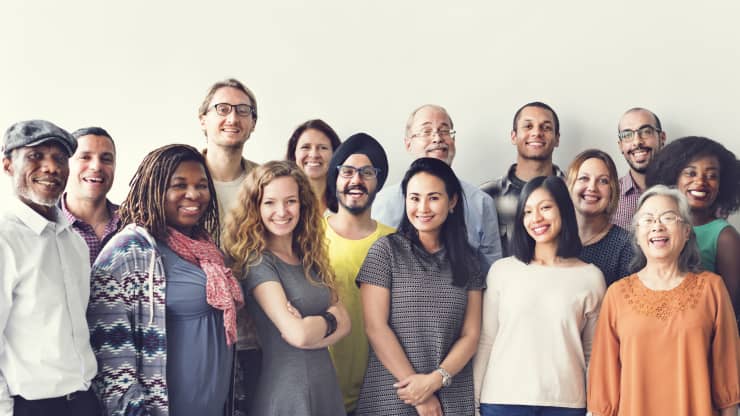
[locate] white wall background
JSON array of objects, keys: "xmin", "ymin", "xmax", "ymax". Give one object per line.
[{"xmin": 2, "ymin": 1, "xmax": 739, "ymax": 227}]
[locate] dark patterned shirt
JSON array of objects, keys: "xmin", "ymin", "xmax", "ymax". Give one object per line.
[
  {"xmin": 355, "ymin": 233, "xmax": 485, "ymax": 416},
  {"xmin": 579, "ymin": 225, "xmax": 634, "ymax": 287},
  {"xmin": 60, "ymin": 193, "xmax": 121, "ymax": 265}
]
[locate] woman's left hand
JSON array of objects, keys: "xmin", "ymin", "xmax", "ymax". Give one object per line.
[{"xmin": 394, "ymin": 372, "xmax": 442, "ymax": 405}]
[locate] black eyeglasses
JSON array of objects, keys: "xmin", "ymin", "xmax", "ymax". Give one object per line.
[
  {"xmin": 618, "ymin": 125, "xmax": 660, "ymax": 143},
  {"xmin": 337, "ymin": 165, "xmax": 380, "ymax": 179},
  {"xmin": 209, "ymin": 103, "xmax": 255, "ymax": 118}
]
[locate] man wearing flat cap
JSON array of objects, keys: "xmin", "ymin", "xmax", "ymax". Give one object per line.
[
  {"xmin": 373, "ymin": 104, "xmax": 502, "ymax": 272},
  {"xmin": 0, "ymin": 120, "xmax": 99, "ymax": 416},
  {"xmin": 324, "ymin": 133, "xmax": 395, "ymax": 415}
]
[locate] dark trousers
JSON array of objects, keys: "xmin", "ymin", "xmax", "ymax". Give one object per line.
[
  {"xmin": 234, "ymin": 348, "xmax": 262, "ymax": 416},
  {"xmin": 13, "ymin": 389, "xmax": 101, "ymax": 416},
  {"xmin": 480, "ymin": 404, "xmax": 586, "ymax": 416}
]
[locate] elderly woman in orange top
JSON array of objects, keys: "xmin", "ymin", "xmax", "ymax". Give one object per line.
[{"xmin": 587, "ymin": 185, "xmax": 740, "ymax": 416}]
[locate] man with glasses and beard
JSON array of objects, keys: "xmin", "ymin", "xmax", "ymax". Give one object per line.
[
  {"xmin": 481, "ymin": 101, "xmax": 565, "ymax": 257},
  {"xmin": 612, "ymin": 107, "xmax": 666, "ymax": 229},
  {"xmin": 0, "ymin": 120, "xmax": 99, "ymax": 416},
  {"xmin": 323, "ymin": 133, "xmax": 395, "ymax": 415},
  {"xmin": 374, "ymin": 104, "xmax": 502, "ymax": 271}
]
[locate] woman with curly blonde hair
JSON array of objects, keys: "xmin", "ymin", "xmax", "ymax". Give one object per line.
[{"xmin": 223, "ymin": 160, "xmax": 350, "ymax": 416}]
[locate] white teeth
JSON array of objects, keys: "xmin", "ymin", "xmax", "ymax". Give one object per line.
[
  {"xmin": 85, "ymin": 177, "xmax": 103, "ymax": 183},
  {"xmin": 689, "ymin": 190, "xmax": 707, "ymax": 198},
  {"xmin": 582, "ymin": 195, "xmax": 599, "ymax": 201},
  {"xmin": 37, "ymin": 180, "xmax": 57, "ymax": 186},
  {"xmin": 182, "ymin": 207, "xmax": 199, "ymax": 212}
]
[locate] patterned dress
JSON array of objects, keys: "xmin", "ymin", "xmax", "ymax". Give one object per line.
[{"xmin": 355, "ymin": 233, "xmax": 485, "ymax": 415}]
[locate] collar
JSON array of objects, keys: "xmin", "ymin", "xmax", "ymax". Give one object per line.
[
  {"xmin": 502, "ymin": 163, "xmax": 565, "ymax": 194},
  {"xmin": 619, "ymin": 172, "xmax": 639, "ymax": 196},
  {"xmin": 10, "ymin": 197, "xmax": 70, "ymax": 236},
  {"xmin": 60, "ymin": 192, "xmax": 121, "ymax": 228}
]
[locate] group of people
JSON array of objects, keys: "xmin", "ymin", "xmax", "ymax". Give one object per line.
[{"xmin": 1, "ymin": 76, "xmax": 739, "ymax": 416}]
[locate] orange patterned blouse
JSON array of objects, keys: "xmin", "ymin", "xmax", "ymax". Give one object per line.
[{"xmin": 587, "ymin": 272, "xmax": 740, "ymax": 416}]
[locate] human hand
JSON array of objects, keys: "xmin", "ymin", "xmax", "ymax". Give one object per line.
[
  {"xmin": 414, "ymin": 395, "xmax": 443, "ymax": 416},
  {"xmin": 394, "ymin": 372, "xmax": 442, "ymax": 405},
  {"xmin": 286, "ymin": 301, "xmax": 302, "ymax": 318}
]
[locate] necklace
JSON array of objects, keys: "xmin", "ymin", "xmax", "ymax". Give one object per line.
[{"xmin": 581, "ymin": 223, "xmax": 611, "ymax": 246}]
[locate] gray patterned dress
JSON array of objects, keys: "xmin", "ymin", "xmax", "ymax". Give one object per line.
[{"xmin": 355, "ymin": 233, "xmax": 485, "ymax": 415}]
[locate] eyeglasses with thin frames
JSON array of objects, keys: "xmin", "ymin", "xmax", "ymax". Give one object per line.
[
  {"xmin": 411, "ymin": 128, "xmax": 456, "ymax": 140},
  {"xmin": 636, "ymin": 211, "xmax": 684, "ymax": 227}
]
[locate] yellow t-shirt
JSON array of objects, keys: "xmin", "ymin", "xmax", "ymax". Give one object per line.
[{"xmin": 324, "ymin": 216, "xmax": 395, "ymax": 412}]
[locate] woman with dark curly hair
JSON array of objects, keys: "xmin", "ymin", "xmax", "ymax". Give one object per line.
[{"xmin": 646, "ymin": 136, "xmax": 740, "ymax": 321}]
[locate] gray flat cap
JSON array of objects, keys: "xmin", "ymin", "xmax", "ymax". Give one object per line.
[{"xmin": 3, "ymin": 120, "xmax": 77, "ymax": 156}]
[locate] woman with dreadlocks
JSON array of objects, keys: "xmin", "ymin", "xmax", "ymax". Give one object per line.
[{"xmin": 87, "ymin": 144, "xmax": 244, "ymax": 416}]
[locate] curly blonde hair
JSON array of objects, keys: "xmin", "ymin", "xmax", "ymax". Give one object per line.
[{"xmin": 222, "ymin": 160, "xmax": 337, "ymax": 301}]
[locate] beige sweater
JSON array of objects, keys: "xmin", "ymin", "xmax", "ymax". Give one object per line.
[{"xmin": 473, "ymin": 256, "xmax": 605, "ymax": 408}]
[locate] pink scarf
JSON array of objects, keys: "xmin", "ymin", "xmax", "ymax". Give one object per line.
[{"xmin": 166, "ymin": 227, "xmax": 244, "ymax": 345}]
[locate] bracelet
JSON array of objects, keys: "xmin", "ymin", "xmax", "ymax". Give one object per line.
[
  {"xmin": 321, "ymin": 311, "xmax": 337, "ymax": 338},
  {"xmin": 436, "ymin": 367, "xmax": 452, "ymax": 388}
]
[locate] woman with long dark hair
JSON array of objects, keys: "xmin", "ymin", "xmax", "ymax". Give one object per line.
[
  {"xmin": 474, "ymin": 176, "xmax": 605, "ymax": 416},
  {"xmin": 356, "ymin": 157, "xmax": 483, "ymax": 416}
]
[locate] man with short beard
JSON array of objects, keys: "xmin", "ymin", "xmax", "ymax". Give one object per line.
[
  {"xmin": 480, "ymin": 101, "xmax": 565, "ymax": 257},
  {"xmin": 375, "ymin": 104, "xmax": 502, "ymax": 271},
  {"xmin": 323, "ymin": 133, "xmax": 395, "ymax": 415},
  {"xmin": 612, "ymin": 107, "xmax": 666, "ymax": 229},
  {"xmin": 0, "ymin": 120, "xmax": 99, "ymax": 416}
]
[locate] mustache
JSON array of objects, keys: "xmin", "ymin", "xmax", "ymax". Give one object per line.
[
  {"xmin": 629, "ymin": 146, "xmax": 652, "ymax": 155},
  {"xmin": 342, "ymin": 185, "xmax": 368, "ymax": 195}
]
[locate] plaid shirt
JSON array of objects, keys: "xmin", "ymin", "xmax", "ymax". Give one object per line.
[
  {"xmin": 612, "ymin": 173, "xmax": 642, "ymax": 230},
  {"xmin": 480, "ymin": 163, "xmax": 564, "ymax": 257},
  {"xmin": 60, "ymin": 194, "xmax": 121, "ymax": 265}
]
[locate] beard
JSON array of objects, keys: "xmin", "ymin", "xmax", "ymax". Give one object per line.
[
  {"xmin": 14, "ymin": 174, "xmax": 61, "ymax": 207},
  {"xmin": 337, "ymin": 185, "xmax": 377, "ymax": 215}
]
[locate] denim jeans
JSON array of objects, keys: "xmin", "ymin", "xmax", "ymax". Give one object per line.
[{"xmin": 480, "ymin": 403, "xmax": 586, "ymax": 416}]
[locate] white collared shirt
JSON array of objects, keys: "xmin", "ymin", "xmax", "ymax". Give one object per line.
[{"xmin": 0, "ymin": 198, "xmax": 97, "ymax": 415}]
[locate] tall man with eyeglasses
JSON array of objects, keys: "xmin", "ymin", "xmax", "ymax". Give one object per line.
[
  {"xmin": 480, "ymin": 101, "xmax": 565, "ymax": 257},
  {"xmin": 197, "ymin": 78, "xmax": 260, "ymax": 415},
  {"xmin": 373, "ymin": 104, "xmax": 502, "ymax": 271},
  {"xmin": 612, "ymin": 107, "xmax": 666, "ymax": 229},
  {"xmin": 323, "ymin": 133, "xmax": 395, "ymax": 415}
]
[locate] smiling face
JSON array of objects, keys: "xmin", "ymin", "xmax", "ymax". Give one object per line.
[
  {"xmin": 404, "ymin": 106, "xmax": 456, "ymax": 165},
  {"xmin": 523, "ymin": 187, "xmax": 562, "ymax": 246},
  {"xmin": 3, "ymin": 143, "xmax": 69, "ymax": 216},
  {"xmin": 618, "ymin": 109, "xmax": 665, "ymax": 174},
  {"xmin": 570, "ymin": 157, "xmax": 612, "ymax": 217},
  {"xmin": 511, "ymin": 106, "xmax": 560, "ymax": 161},
  {"xmin": 676, "ymin": 155, "xmax": 720, "ymax": 213},
  {"xmin": 260, "ymin": 176, "xmax": 301, "ymax": 241},
  {"xmin": 199, "ymin": 86, "xmax": 255, "ymax": 149},
  {"xmin": 294, "ymin": 128, "xmax": 333, "ymax": 180},
  {"xmin": 634, "ymin": 195, "xmax": 690, "ymax": 263},
  {"xmin": 68, "ymin": 134, "xmax": 116, "ymax": 203},
  {"xmin": 164, "ymin": 160, "xmax": 211, "ymax": 235},
  {"xmin": 405, "ymin": 172, "xmax": 457, "ymax": 244},
  {"xmin": 336, "ymin": 153, "xmax": 378, "ymax": 215}
]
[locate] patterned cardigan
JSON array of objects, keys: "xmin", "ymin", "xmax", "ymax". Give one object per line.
[{"xmin": 88, "ymin": 224, "xmax": 169, "ymax": 416}]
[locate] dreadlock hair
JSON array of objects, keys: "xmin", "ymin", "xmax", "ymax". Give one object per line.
[
  {"xmin": 119, "ymin": 144, "xmax": 220, "ymax": 242},
  {"xmin": 222, "ymin": 160, "xmax": 337, "ymax": 301}
]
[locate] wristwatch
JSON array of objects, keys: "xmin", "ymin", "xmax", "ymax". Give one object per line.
[
  {"xmin": 321, "ymin": 311, "xmax": 337, "ymax": 338},
  {"xmin": 436, "ymin": 367, "xmax": 452, "ymax": 388}
]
